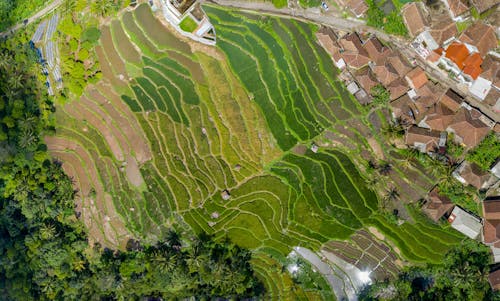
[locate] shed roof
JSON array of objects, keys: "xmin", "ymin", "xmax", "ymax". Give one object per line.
[{"xmin": 448, "ymin": 206, "xmax": 482, "ymax": 239}]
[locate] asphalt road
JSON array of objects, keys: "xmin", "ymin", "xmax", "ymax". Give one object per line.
[{"xmin": 0, "ymin": 0, "xmax": 63, "ymax": 39}]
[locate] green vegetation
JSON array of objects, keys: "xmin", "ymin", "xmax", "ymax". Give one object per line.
[
  {"xmin": 179, "ymin": 16, "xmax": 198, "ymax": 32},
  {"xmin": 371, "ymin": 84, "xmax": 391, "ymax": 106},
  {"xmin": 0, "ymin": 0, "xmax": 48, "ymax": 31},
  {"xmin": 19, "ymin": 3, "xmax": 472, "ymax": 299},
  {"xmin": 272, "ymin": 0, "xmax": 288, "ymax": 8},
  {"xmin": 0, "ymin": 48, "xmax": 262, "ymax": 300},
  {"xmin": 360, "ymin": 240, "xmax": 497, "ymax": 300},
  {"xmin": 439, "ymin": 178, "xmax": 478, "ymax": 215},
  {"xmin": 466, "ymin": 132, "xmax": 500, "ymax": 171},
  {"xmin": 299, "ymin": 0, "xmax": 322, "ymax": 8},
  {"xmin": 365, "ymin": 0, "xmax": 407, "ymax": 36}
]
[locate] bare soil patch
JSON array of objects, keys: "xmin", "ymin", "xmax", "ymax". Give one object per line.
[
  {"xmin": 367, "ymin": 138, "xmax": 385, "ymax": 159},
  {"xmin": 125, "ymin": 155, "xmax": 145, "ymax": 187}
]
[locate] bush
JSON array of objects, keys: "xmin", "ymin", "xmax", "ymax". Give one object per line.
[
  {"xmin": 82, "ymin": 27, "xmax": 101, "ymax": 44},
  {"xmin": 466, "ymin": 133, "xmax": 500, "ymax": 171}
]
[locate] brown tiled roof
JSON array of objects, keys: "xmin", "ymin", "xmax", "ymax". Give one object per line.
[
  {"xmin": 339, "ymin": 33, "xmax": 371, "ymax": 69},
  {"xmin": 363, "ymin": 37, "xmax": 391, "ymax": 63},
  {"xmin": 429, "ymin": 18, "xmax": 458, "ymax": 46},
  {"xmin": 483, "ymin": 197, "xmax": 500, "ymax": 248},
  {"xmin": 354, "ymin": 67, "xmax": 379, "ymax": 93},
  {"xmin": 448, "ymin": 108, "xmax": 490, "ymax": 148},
  {"xmin": 446, "ymin": 0, "xmax": 470, "ymax": 17},
  {"xmin": 489, "ymin": 269, "xmax": 500, "ymax": 291},
  {"xmin": 387, "ymin": 53, "xmax": 412, "ymax": 77},
  {"xmin": 415, "ymin": 82, "xmax": 445, "ymax": 109},
  {"xmin": 484, "ymin": 198, "xmax": 500, "ymax": 220},
  {"xmin": 471, "ymin": 0, "xmax": 498, "ymax": 13},
  {"xmin": 387, "ymin": 78, "xmax": 409, "ymax": 100},
  {"xmin": 372, "ymin": 63, "xmax": 399, "ymax": 86},
  {"xmin": 481, "ymin": 55, "xmax": 500, "ymax": 88},
  {"xmin": 423, "ymin": 102, "xmax": 455, "ymax": 131},
  {"xmin": 445, "ymin": 42, "xmax": 470, "ymax": 69},
  {"xmin": 391, "ymin": 94, "xmax": 417, "ymax": 125},
  {"xmin": 459, "ymin": 22, "xmax": 497, "ymax": 57},
  {"xmin": 439, "ymin": 88, "xmax": 464, "ymax": 112},
  {"xmin": 346, "ymin": 0, "xmax": 368, "ymax": 17},
  {"xmin": 427, "ymin": 50, "xmax": 442, "ymax": 63},
  {"xmin": 316, "ymin": 28, "xmax": 343, "ymax": 63},
  {"xmin": 405, "ymin": 67, "xmax": 428, "ymax": 89},
  {"xmin": 405, "ymin": 126, "xmax": 441, "ymax": 152},
  {"xmin": 423, "ymin": 187, "xmax": 454, "ymax": 221},
  {"xmin": 495, "ymin": 123, "xmax": 500, "ymax": 133},
  {"xmin": 402, "ymin": 2, "xmax": 429, "ymax": 37}
]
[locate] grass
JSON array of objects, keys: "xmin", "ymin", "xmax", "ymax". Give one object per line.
[
  {"xmin": 46, "ymin": 3, "xmax": 468, "ymax": 299},
  {"xmin": 179, "ymin": 16, "xmax": 198, "ymax": 32}
]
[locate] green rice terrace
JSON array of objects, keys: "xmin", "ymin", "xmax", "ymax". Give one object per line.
[{"xmin": 45, "ymin": 3, "xmax": 466, "ymax": 299}]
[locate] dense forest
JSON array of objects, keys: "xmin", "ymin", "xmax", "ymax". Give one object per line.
[{"xmin": 0, "ymin": 47, "xmax": 263, "ymax": 299}]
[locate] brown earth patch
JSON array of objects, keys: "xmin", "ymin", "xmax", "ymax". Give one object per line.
[
  {"xmin": 367, "ymin": 138, "xmax": 385, "ymax": 160},
  {"xmin": 100, "ymin": 25, "xmax": 128, "ymax": 78},
  {"xmin": 125, "ymin": 155, "xmax": 144, "ymax": 187}
]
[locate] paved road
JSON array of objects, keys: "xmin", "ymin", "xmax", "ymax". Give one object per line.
[
  {"xmin": 0, "ymin": 0, "xmax": 63, "ymax": 39},
  {"xmin": 207, "ymin": 0, "xmax": 499, "ymax": 123}
]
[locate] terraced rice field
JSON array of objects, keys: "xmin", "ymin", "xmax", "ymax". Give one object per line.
[{"xmin": 46, "ymin": 3, "xmax": 466, "ymax": 298}]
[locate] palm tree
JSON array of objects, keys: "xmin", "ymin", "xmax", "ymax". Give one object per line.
[
  {"xmin": 39, "ymin": 223, "xmax": 56, "ymax": 240},
  {"xmin": 378, "ymin": 161, "xmax": 392, "ymax": 175},
  {"xmin": 381, "ymin": 187, "xmax": 399, "ymax": 211}
]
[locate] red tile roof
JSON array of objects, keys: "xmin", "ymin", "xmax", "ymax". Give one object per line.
[
  {"xmin": 462, "ymin": 52, "xmax": 483, "ymax": 80},
  {"xmin": 439, "ymin": 88, "xmax": 464, "ymax": 112},
  {"xmin": 363, "ymin": 37, "xmax": 390, "ymax": 63},
  {"xmin": 423, "ymin": 102, "xmax": 455, "ymax": 131},
  {"xmin": 445, "ymin": 42, "xmax": 470, "ymax": 69},
  {"xmin": 339, "ymin": 33, "xmax": 371, "ymax": 69},
  {"xmin": 429, "ymin": 18, "xmax": 458, "ymax": 46},
  {"xmin": 489, "ymin": 269, "xmax": 500, "ymax": 291},
  {"xmin": 423, "ymin": 187, "xmax": 454, "ymax": 221},
  {"xmin": 405, "ymin": 126, "xmax": 441, "ymax": 152},
  {"xmin": 459, "ymin": 161, "xmax": 491, "ymax": 189}
]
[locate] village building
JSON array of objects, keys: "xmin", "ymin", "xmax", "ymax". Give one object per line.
[
  {"xmin": 448, "ymin": 206, "xmax": 482, "ymax": 239},
  {"xmin": 363, "ymin": 36, "xmax": 391, "ymax": 63},
  {"xmin": 459, "ymin": 22, "xmax": 497, "ymax": 57},
  {"xmin": 442, "ymin": 0, "xmax": 470, "ymax": 21},
  {"xmin": 483, "ymin": 196, "xmax": 500, "ymax": 247},
  {"xmin": 413, "ymin": 82, "xmax": 445, "ymax": 111},
  {"xmin": 441, "ymin": 42, "xmax": 483, "ymax": 84},
  {"xmin": 345, "ymin": 0, "xmax": 369, "ymax": 17},
  {"xmin": 489, "ymin": 269, "xmax": 500, "ymax": 291},
  {"xmin": 470, "ymin": 0, "xmax": 499, "ymax": 14},
  {"xmin": 405, "ymin": 126, "xmax": 441, "ymax": 153},
  {"xmin": 446, "ymin": 107, "xmax": 490, "ymax": 148},
  {"xmin": 423, "ymin": 187, "xmax": 454, "ymax": 222},
  {"xmin": 316, "ymin": 27, "xmax": 346, "ymax": 70},
  {"xmin": 405, "ymin": 67, "xmax": 428, "ymax": 90},
  {"xmin": 491, "ymin": 160, "xmax": 500, "ymax": 179},
  {"xmin": 339, "ymin": 32, "xmax": 371, "ymax": 69},
  {"xmin": 428, "ymin": 18, "xmax": 458, "ymax": 47},
  {"xmin": 418, "ymin": 102, "xmax": 455, "ymax": 131},
  {"xmin": 387, "ymin": 78, "xmax": 410, "ymax": 100},
  {"xmin": 453, "ymin": 161, "xmax": 493, "ymax": 189},
  {"xmin": 353, "ymin": 67, "xmax": 379, "ymax": 95},
  {"xmin": 391, "ymin": 94, "xmax": 422, "ymax": 125},
  {"xmin": 439, "ymin": 88, "xmax": 464, "ymax": 112},
  {"xmin": 401, "ymin": 2, "xmax": 429, "ymax": 38}
]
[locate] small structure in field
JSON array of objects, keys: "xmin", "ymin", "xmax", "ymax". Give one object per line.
[{"xmin": 221, "ymin": 189, "xmax": 231, "ymax": 201}]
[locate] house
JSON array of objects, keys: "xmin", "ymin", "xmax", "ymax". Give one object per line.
[
  {"xmin": 414, "ymin": 82, "xmax": 445, "ymax": 111},
  {"xmin": 446, "ymin": 108, "xmax": 490, "ymax": 148},
  {"xmin": 480, "ymin": 55, "xmax": 500, "ymax": 90},
  {"xmin": 387, "ymin": 78, "xmax": 410, "ymax": 101},
  {"xmin": 354, "ymin": 67, "xmax": 379, "ymax": 95},
  {"xmin": 405, "ymin": 67, "xmax": 428, "ymax": 90},
  {"xmin": 345, "ymin": 0, "xmax": 369, "ymax": 17},
  {"xmin": 346, "ymin": 81, "xmax": 360, "ymax": 94},
  {"xmin": 401, "ymin": 2, "xmax": 429, "ymax": 38},
  {"xmin": 439, "ymin": 88, "xmax": 464, "ymax": 112},
  {"xmin": 423, "ymin": 187, "xmax": 454, "ymax": 222},
  {"xmin": 482, "ymin": 196, "xmax": 500, "ymax": 248},
  {"xmin": 363, "ymin": 37, "xmax": 391, "ymax": 63},
  {"xmin": 453, "ymin": 161, "xmax": 492, "ymax": 189},
  {"xmin": 442, "ymin": 42, "xmax": 483, "ymax": 83},
  {"xmin": 428, "ymin": 18, "xmax": 458, "ymax": 47},
  {"xmin": 489, "ymin": 269, "xmax": 500, "ymax": 291},
  {"xmin": 387, "ymin": 53, "xmax": 412, "ymax": 77},
  {"xmin": 448, "ymin": 206, "xmax": 482, "ymax": 239},
  {"xmin": 372, "ymin": 63, "xmax": 399, "ymax": 86},
  {"xmin": 316, "ymin": 27, "xmax": 346, "ymax": 70},
  {"xmin": 391, "ymin": 94, "xmax": 421, "ymax": 125},
  {"xmin": 405, "ymin": 126, "xmax": 441, "ymax": 153},
  {"xmin": 459, "ymin": 22, "xmax": 497, "ymax": 57},
  {"xmin": 442, "ymin": 0, "xmax": 470, "ymax": 21},
  {"xmin": 469, "ymin": 77, "xmax": 493, "ymax": 101},
  {"xmin": 418, "ymin": 102, "xmax": 455, "ymax": 131},
  {"xmin": 339, "ymin": 32, "xmax": 371, "ymax": 69}
]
